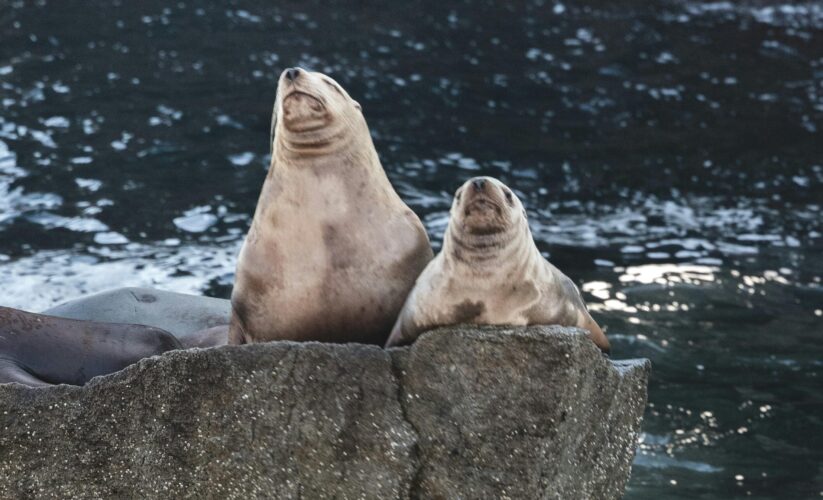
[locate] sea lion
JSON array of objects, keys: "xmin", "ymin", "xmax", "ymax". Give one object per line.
[
  {"xmin": 385, "ymin": 176, "xmax": 610, "ymax": 352},
  {"xmin": 45, "ymin": 287, "xmax": 231, "ymax": 349},
  {"xmin": 229, "ymin": 67, "xmax": 433, "ymax": 345},
  {"xmin": 0, "ymin": 306, "xmax": 181, "ymax": 387}
]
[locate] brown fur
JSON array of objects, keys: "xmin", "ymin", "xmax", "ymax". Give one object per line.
[
  {"xmin": 452, "ymin": 300, "xmax": 486, "ymax": 323},
  {"xmin": 229, "ymin": 68, "xmax": 432, "ymax": 345},
  {"xmin": 385, "ymin": 177, "xmax": 610, "ymax": 353}
]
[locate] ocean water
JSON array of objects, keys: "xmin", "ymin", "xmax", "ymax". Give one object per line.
[{"xmin": 1, "ymin": 1, "xmax": 821, "ymax": 497}]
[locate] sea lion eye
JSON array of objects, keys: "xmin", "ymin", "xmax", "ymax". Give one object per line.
[
  {"xmin": 455, "ymin": 188, "xmax": 462, "ymax": 201},
  {"xmin": 504, "ymin": 189, "xmax": 514, "ymax": 204}
]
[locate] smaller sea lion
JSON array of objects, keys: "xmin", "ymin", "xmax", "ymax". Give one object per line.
[
  {"xmin": 385, "ymin": 176, "xmax": 610, "ymax": 353},
  {"xmin": 0, "ymin": 306, "xmax": 181, "ymax": 387}
]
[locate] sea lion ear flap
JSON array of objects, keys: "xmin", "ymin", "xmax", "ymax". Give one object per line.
[{"xmin": 353, "ymin": 100, "xmax": 362, "ymax": 111}]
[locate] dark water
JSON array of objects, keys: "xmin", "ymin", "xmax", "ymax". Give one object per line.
[{"xmin": 1, "ymin": 0, "xmax": 821, "ymax": 497}]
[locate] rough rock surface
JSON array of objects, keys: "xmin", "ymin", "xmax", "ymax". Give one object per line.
[{"xmin": 0, "ymin": 326, "xmax": 649, "ymax": 499}]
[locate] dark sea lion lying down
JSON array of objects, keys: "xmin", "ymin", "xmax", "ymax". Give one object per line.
[
  {"xmin": 0, "ymin": 287, "xmax": 231, "ymax": 387},
  {"xmin": 0, "ymin": 306, "xmax": 181, "ymax": 387}
]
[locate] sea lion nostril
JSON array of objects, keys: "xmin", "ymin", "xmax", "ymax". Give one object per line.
[
  {"xmin": 285, "ymin": 68, "xmax": 300, "ymax": 81},
  {"xmin": 472, "ymin": 179, "xmax": 486, "ymax": 191}
]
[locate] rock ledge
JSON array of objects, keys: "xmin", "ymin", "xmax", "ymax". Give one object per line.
[{"xmin": 0, "ymin": 326, "xmax": 649, "ymax": 499}]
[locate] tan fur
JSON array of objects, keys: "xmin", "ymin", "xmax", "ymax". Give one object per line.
[
  {"xmin": 230, "ymin": 68, "xmax": 433, "ymax": 345},
  {"xmin": 385, "ymin": 177, "xmax": 610, "ymax": 353}
]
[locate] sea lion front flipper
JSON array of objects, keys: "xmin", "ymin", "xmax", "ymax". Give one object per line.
[
  {"xmin": 384, "ymin": 318, "xmax": 404, "ymax": 348},
  {"xmin": 0, "ymin": 358, "xmax": 52, "ymax": 387},
  {"xmin": 579, "ymin": 313, "xmax": 610, "ymax": 354},
  {"xmin": 227, "ymin": 309, "xmax": 248, "ymax": 345},
  {"xmin": 559, "ymin": 276, "xmax": 610, "ymax": 353},
  {"xmin": 384, "ymin": 305, "xmax": 418, "ymax": 348}
]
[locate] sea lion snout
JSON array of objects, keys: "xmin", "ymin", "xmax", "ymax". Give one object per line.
[
  {"xmin": 463, "ymin": 196, "xmax": 501, "ymax": 217},
  {"xmin": 460, "ymin": 177, "xmax": 504, "ymax": 218},
  {"xmin": 284, "ymin": 67, "xmax": 302, "ymax": 81},
  {"xmin": 281, "ymin": 92, "xmax": 328, "ymax": 132},
  {"xmin": 275, "ymin": 68, "xmax": 361, "ymax": 140},
  {"xmin": 451, "ymin": 177, "xmax": 527, "ymax": 237}
]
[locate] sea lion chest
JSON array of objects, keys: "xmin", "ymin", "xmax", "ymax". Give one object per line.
[
  {"xmin": 414, "ymin": 259, "xmax": 544, "ymax": 330},
  {"xmin": 235, "ymin": 169, "xmax": 425, "ymax": 343}
]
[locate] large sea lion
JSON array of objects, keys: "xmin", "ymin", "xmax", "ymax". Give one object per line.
[
  {"xmin": 385, "ymin": 176, "xmax": 610, "ymax": 352},
  {"xmin": 45, "ymin": 287, "xmax": 231, "ymax": 349},
  {"xmin": 229, "ymin": 67, "xmax": 433, "ymax": 345},
  {"xmin": 0, "ymin": 306, "xmax": 181, "ymax": 387}
]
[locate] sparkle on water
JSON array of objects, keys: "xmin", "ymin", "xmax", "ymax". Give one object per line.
[{"xmin": 0, "ymin": 0, "xmax": 821, "ymax": 498}]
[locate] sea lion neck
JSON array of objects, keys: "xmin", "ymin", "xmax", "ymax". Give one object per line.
[
  {"xmin": 444, "ymin": 221, "xmax": 512, "ymax": 264},
  {"xmin": 443, "ymin": 215, "xmax": 539, "ymax": 277},
  {"xmin": 275, "ymin": 125, "xmax": 359, "ymax": 161},
  {"xmin": 271, "ymin": 135, "xmax": 385, "ymax": 180}
]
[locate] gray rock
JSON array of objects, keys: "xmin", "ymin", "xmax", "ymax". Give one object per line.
[
  {"xmin": 0, "ymin": 326, "xmax": 649, "ymax": 499},
  {"xmin": 391, "ymin": 326, "xmax": 650, "ymax": 499}
]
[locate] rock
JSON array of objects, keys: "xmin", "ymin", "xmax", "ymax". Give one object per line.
[
  {"xmin": 0, "ymin": 326, "xmax": 649, "ymax": 499},
  {"xmin": 392, "ymin": 326, "xmax": 650, "ymax": 499}
]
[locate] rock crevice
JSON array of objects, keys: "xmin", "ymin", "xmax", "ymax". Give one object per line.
[
  {"xmin": 389, "ymin": 349, "xmax": 424, "ymax": 500},
  {"xmin": 0, "ymin": 326, "xmax": 649, "ymax": 499}
]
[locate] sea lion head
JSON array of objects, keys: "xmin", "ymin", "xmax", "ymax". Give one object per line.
[
  {"xmin": 450, "ymin": 176, "xmax": 526, "ymax": 236},
  {"xmin": 271, "ymin": 67, "xmax": 364, "ymax": 155}
]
